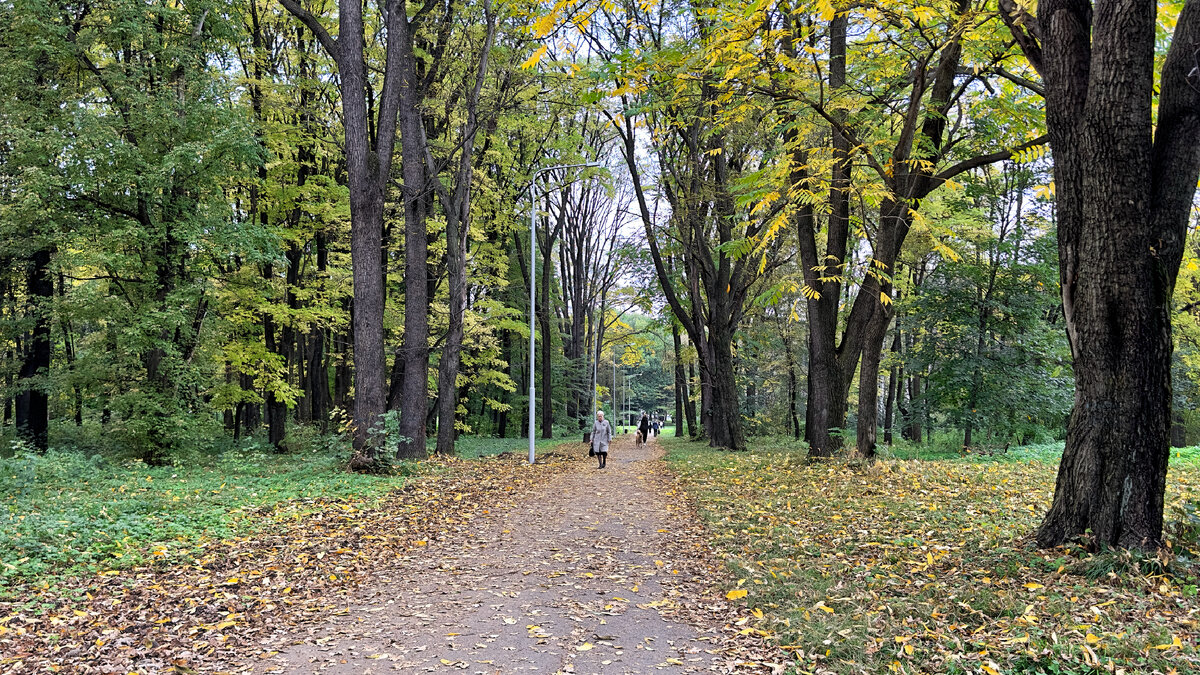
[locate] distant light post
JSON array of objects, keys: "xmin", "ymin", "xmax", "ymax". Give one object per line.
[
  {"xmin": 528, "ymin": 162, "xmax": 598, "ymax": 464},
  {"xmin": 609, "ymin": 357, "xmax": 619, "ymax": 429}
]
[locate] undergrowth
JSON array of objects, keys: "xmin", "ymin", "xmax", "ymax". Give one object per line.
[{"xmin": 0, "ymin": 432, "xmax": 562, "ymax": 589}]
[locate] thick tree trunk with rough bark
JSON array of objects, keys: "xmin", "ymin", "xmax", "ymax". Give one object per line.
[
  {"xmin": 856, "ymin": 308, "xmax": 891, "ymax": 458},
  {"xmin": 392, "ymin": 32, "xmax": 430, "ymax": 460},
  {"xmin": 281, "ymin": 0, "xmax": 411, "ymax": 467},
  {"xmin": 1001, "ymin": 0, "xmax": 1200, "ymax": 549},
  {"xmin": 706, "ymin": 322, "xmax": 744, "ymax": 450}
]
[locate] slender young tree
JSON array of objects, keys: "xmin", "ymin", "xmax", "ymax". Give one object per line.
[{"xmin": 426, "ymin": 0, "xmax": 497, "ymax": 455}]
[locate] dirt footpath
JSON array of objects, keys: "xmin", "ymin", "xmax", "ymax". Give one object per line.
[{"xmin": 257, "ymin": 435, "xmax": 781, "ymax": 674}]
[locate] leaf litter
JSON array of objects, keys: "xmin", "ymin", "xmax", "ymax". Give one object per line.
[
  {"xmin": 666, "ymin": 441, "xmax": 1200, "ymax": 675},
  {"xmin": 1, "ymin": 439, "xmax": 782, "ymax": 673}
]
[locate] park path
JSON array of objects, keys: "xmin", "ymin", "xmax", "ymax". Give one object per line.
[{"xmin": 255, "ymin": 435, "xmax": 776, "ymax": 674}]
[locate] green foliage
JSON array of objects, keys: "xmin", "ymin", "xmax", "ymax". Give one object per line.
[
  {"xmin": 900, "ymin": 163, "xmax": 1071, "ymax": 447},
  {"xmin": 0, "ymin": 435, "xmax": 406, "ymax": 585}
]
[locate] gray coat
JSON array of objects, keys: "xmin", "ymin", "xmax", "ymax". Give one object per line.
[{"xmin": 591, "ymin": 419, "xmax": 613, "ymax": 452}]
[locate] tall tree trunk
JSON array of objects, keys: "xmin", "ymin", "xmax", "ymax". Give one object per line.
[
  {"xmin": 393, "ymin": 45, "xmax": 430, "ymax": 460},
  {"xmin": 16, "ymin": 245, "xmax": 52, "ymax": 452},
  {"xmin": 999, "ymin": 0, "xmax": 1200, "ymax": 549},
  {"xmin": 855, "ymin": 308, "xmax": 891, "ymax": 459},
  {"xmin": 672, "ymin": 323, "xmax": 686, "ymax": 437},
  {"xmin": 282, "ymin": 0, "xmax": 409, "ymax": 467},
  {"xmin": 539, "ymin": 281, "xmax": 553, "ymax": 439},
  {"xmin": 537, "ymin": 190, "xmax": 562, "ymax": 440},
  {"xmin": 431, "ymin": 8, "xmax": 494, "ymax": 454},
  {"xmin": 706, "ymin": 323, "xmax": 745, "ymax": 450},
  {"xmin": 434, "ymin": 204, "xmax": 468, "ymax": 456},
  {"xmin": 883, "ymin": 330, "xmax": 900, "ymax": 446},
  {"xmin": 798, "ymin": 12, "xmax": 852, "ymax": 459},
  {"xmin": 685, "ymin": 361, "xmax": 698, "ymax": 437},
  {"xmin": 262, "ymin": 264, "xmax": 287, "ymax": 451}
]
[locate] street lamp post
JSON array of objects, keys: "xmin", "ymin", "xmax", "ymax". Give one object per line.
[{"xmin": 528, "ymin": 162, "xmax": 598, "ymax": 464}]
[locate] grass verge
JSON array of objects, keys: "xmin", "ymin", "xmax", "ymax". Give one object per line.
[
  {"xmin": 665, "ymin": 437, "xmax": 1200, "ymax": 674},
  {"xmin": 0, "ymin": 434, "xmax": 576, "ymax": 589}
]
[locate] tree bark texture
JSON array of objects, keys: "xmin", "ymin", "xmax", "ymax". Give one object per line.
[
  {"xmin": 281, "ymin": 0, "xmax": 409, "ymax": 466},
  {"xmin": 673, "ymin": 323, "xmax": 686, "ymax": 437},
  {"xmin": 1001, "ymin": 0, "xmax": 1200, "ymax": 548}
]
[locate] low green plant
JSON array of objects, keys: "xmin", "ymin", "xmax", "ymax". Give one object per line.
[{"xmin": 0, "ymin": 436, "xmax": 413, "ymax": 587}]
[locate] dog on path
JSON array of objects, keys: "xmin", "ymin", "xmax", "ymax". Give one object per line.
[{"xmin": 635, "ymin": 430, "xmax": 645, "ymax": 448}]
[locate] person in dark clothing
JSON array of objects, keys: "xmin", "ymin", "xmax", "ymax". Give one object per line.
[{"xmin": 638, "ymin": 413, "xmax": 650, "ymax": 447}]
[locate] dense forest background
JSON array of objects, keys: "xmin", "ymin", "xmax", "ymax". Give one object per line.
[{"xmin": 2, "ymin": 0, "xmax": 1199, "ymax": 468}]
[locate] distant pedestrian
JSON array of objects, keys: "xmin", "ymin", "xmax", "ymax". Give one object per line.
[
  {"xmin": 652, "ymin": 418, "xmax": 660, "ymax": 437},
  {"xmin": 639, "ymin": 412, "xmax": 650, "ymax": 447},
  {"xmin": 591, "ymin": 410, "xmax": 612, "ymax": 468}
]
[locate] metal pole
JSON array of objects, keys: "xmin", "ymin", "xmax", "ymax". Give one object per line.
[
  {"xmin": 528, "ymin": 184, "xmax": 537, "ymax": 465},
  {"xmin": 528, "ymin": 162, "xmax": 599, "ymax": 465},
  {"xmin": 591, "ymin": 317, "xmax": 598, "ymax": 418}
]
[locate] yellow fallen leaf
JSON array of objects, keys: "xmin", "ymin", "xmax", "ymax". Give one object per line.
[
  {"xmin": 726, "ymin": 589, "xmax": 748, "ymax": 600},
  {"xmin": 1085, "ymin": 633, "xmax": 1100, "ymax": 644},
  {"xmin": 814, "ymin": 601, "xmax": 834, "ymax": 614},
  {"xmin": 1024, "ymin": 582, "xmax": 1044, "ymax": 590},
  {"xmin": 1153, "ymin": 635, "xmax": 1182, "ymax": 650},
  {"xmin": 577, "ymin": 643, "xmax": 594, "ymax": 651}
]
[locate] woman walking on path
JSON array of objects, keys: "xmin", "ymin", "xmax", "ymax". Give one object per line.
[
  {"xmin": 639, "ymin": 412, "xmax": 650, "ymax": 447},
  {"xmin": 591, "ymin": 410, "xmax": 613, "ymax": 468}
]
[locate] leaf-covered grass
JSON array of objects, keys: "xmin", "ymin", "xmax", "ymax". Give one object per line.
[
  {"xmin": 0, "ymin": 446, "xmax": 575, "ymax": 672},
  {"xmin": 0, "ymin": 434, "xmax": 561, "ymax": 588},
  {"xmin": 665, "ymin": 437, "xmax": 1200, "ymax": 674}
]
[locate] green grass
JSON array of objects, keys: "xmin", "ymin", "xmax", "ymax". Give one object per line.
[
  {"xmin": 0, "ymin": 433, "xmax": 562, "ymax": 588},
  {"xmin": 449, "ymin": 434, "xmax": 585, "ymax": 458},
  {"xmin": 0, "ymin": 445, "xmax": 411, "ymax": 586},
  {"xmin": 665, "ymin": 437, "xmax": 1200, "ymax": 675}
]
